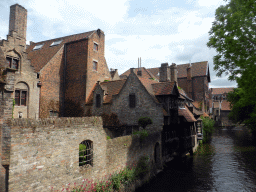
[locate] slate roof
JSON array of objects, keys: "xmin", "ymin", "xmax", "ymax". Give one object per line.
[
  {"xmin": 221, "ymin": 100, "xmax": 231, "ymax": 111},
  {"xmin": 178, "ymin": 106, "xmax": 197, "ymax": 122},
  {"xmin": 211, "ymin": 88, "xmax": 234, "ymax": 95},
  {"xmin": 26, "ymin": 30, "xmax": 95, "ymax": 72}
]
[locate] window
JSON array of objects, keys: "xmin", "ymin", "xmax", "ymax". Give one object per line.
[
  {"xmin": 50, "ymin": 40, "xmax": 62, "ymax": 47},
  {"xmin": 49, "ymin": 110, "xmax": 58, "ymax": 117},
  {"xmin": 96, "ymin": 94, "xmax": 101, "ymax": 108},
  {"xmin": 129, "ymin": 93, "xmax": 136, "ymax": 108},
  {"xmin": 6, "ymin": 57, "xmax": 19, "ymax": 69},
  {"xmin": 15, "ymin": 90, "xmax": 27, "ymax": 106},
  {"xmin": 93, "ymin": 43, "xmax": 98, "ymax": 51},
  {"xmin": 79, "ymin": 140, "xmax": 93, "ymax": 167},
  {"xmin": 33, "ymin": 44, "xmax": 44, "ymax": 50},
  {"xmin": 93, "ymin": 61, "xmax": 98, "ymax": 71}
]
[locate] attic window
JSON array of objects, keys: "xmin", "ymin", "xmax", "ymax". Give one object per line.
[
  {"xmin": 93, "ymin": 61, "xmax": 98, "ymax": 71},
  {"xmin": 93, "ymin": 43, "xmax": 98, "ymax": 51},
  {"xmin": 50, "ymin": 40, "xmax": 62, "ymax": 47},
  {"xmin": 33, "ymin": 44, "xmax": 44, "ymax": 50}
]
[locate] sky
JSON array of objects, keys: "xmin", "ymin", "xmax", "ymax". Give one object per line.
[{"xmin": 0, "ymin": 0, "xmax": 237, "ymax": 88}]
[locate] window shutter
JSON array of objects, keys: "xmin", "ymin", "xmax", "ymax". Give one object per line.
[{"xmin": 15, "ymin": 90, "xmax": 20, "ymax": 106}]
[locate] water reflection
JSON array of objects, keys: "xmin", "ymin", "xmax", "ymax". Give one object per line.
[{"xmin": 137, "ymin": 127, "xmax": 256, "ymax": 192}]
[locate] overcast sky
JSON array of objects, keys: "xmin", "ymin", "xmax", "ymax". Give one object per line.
[{"xmin": 0, "ymin": 0, "xmax": 237, "ymax": 88}]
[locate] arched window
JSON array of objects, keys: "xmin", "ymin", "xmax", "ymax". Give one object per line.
[{"xmin": 79, "ymin": 140, "xmax": 93, "ymax": 167}]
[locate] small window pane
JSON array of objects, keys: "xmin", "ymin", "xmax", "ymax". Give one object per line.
[
  {"xmin": 94, "ymin": 43, "xmax": 98, "ymax": 51},
  {"xmin": 12, "ymin": 59, "xmax": 18, "ymax": 69},
  {"xmin": 21, "ymin": 91, "xmax": 27, "ymax": 106},
  {"xmin": 50, "ymin": 40, "xmax": 62, "ymax": 47},
  {"xmin": 96, "ymin": 94, "xmax": 101, "ymax": 108},
  {"xmin": 6, "ymin": 57, "xmax": 12, "ymax": 68},
  {"xmin": 93, "ymin": 61, "xmax": 98, "ymax": 71},
  {"xmin": 33, "ymin": 44, "xmax": 44, "ymax": 50},
  {"xmin": 15, "ymin": 90, "xmax": 20, "ymax": 106}
]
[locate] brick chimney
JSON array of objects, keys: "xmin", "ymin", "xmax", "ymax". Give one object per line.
[
  {"xmin": 159, "ymin": 63, "xmax": 170, "ymax": 82},
  {"xmin": 187, "ymin": 64, "xmax": 193, "ymax": 99},
  {"xmin": 170, "ymin": 63, "xmax": 177, "ymax": 83}
]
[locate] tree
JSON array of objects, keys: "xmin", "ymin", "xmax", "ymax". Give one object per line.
[
  {"xmin": 208, "ymin": 0, "xmax": 256, "ymax": 138},
  {"xmin": 207, "ymin": 0, "xmax": 256, "ymax": 81}
]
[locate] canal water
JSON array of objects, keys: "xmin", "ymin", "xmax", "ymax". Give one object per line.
[{"xmin": 137, "ymin": 126, "xmax": 256, "ymax": 192}]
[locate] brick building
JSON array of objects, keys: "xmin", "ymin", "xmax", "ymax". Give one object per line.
[
  {"xmin": 0, "ymin": 4, "xmax": 114, "ymax": 119},
  {"xmin": 120, "ymin": 61, "xmax": 211, "ymax": 114},
  {"xmin": 210, "ymin": 87, "xmax": 234, "ymax": 126}
]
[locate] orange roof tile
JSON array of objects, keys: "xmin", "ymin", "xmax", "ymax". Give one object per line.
[
  {"xmin": 151, "ymin": 81, "xmax": 176, "ymax": 95},
  {"xmin": 120, "ymin": 67, "xmax": 157, "ymax": 80},
  {"xmin": 27, "ymin": 30, "xmax": 95, "ymax": 72},
  {"xmin": 211, "ymin": 88, "xmax": 234, "ymax": 95},
  {"xmin": 221, "ymin": 100, "xmax": 231, "ymax": 111},
  {"xmin": 178, "ymin": 106, "xmax": 197, "ymax": 122}
]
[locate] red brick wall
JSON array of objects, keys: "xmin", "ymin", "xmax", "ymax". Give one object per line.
[
  {"xmin": 39, "ymin": 47, "xmax": 65, "ymax": 118},
  {"xmin": 86, "ymin": 31, "xmax": 111, "ymax": 102},
  {"xmin": 64, "ymin": 39, "xmax": 88, "ymax": 116}
]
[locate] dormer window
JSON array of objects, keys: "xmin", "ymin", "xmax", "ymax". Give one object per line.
[
  {"xmin": 50, "ymin": 40, "xmax": 62, "ymax": 47},
  {"xmin": 94, "ymin": 43, "xmax": 98, "ymax": 51},
  {"xmin": 6, "ymin": 57, "xmax": 19, "ymax": 69},
  {"xmin": 33, "ymin": 44, "xmax": 44, "ymax": 50}
]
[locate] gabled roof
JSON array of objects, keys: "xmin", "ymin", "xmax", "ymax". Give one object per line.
[
  {"xmin": 151, "ymin": 81, "xmax": 176, "ymax": 96},
  {"xmin": 221, "ymin": 100, "xmax": 231, "ymax": 111},
  {"xmin": 146, "ymin": 61, "xmax": 209, "ymax": 79},
  {"xmin": 86, "ymin": 79, "xmax": 126, "ymax": 104},
  {"xmin": 27, "ymin": 30, "xmax": 95, "ymax": 72},
  {"xmin": 178, "ymin": 106, "xmax": 197, "ymax": 122},
  {"xmin": 211, "ymin": 87, "xmax": 234, "ymax": 95},
  {"xmin": 120, "ymin": 67, "xmax": 158, "ymax": 80},
  {"xmin": 178, "ymin": 88, "xmax": 193, "ymax": 101}
]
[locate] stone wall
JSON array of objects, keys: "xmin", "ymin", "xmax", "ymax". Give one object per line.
[{"xmin": 1, "ymin": 117, "xmax": 162, "ymax": 192}]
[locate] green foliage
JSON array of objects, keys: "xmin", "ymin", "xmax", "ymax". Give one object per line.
[
  {"xmin": 207, "ymin": 0, "xmax": 256, "ymax": 81},
  {"xmin": 201, "ymin": 116, "xmax": 215, "ymax": 143},
  {"xmin": 104, "ymin": 80, "xmax": 109, "ymax": 82},
  {"xmin": 133, "ymin": 129, "xmax": 149, "ymax": 142},
  {"xmin": 79, "ymin": 144, "xmax": 87, "ymax": 166},
  {"xmin": 106, "ymin": 136, "xmax": 111, "ymax": 140},
  {"xmin": 177, "ymin": 86, "xmax": 182, "ymax": 90},
  {"xmin": 138, "ymin": 117, "xmax": 152, "ymax": 129},
  {"xmin": 227, "ymin": 88, "xmax": 256, "ymax": 135},
  {"xmin": 134, "ymin": 156, "xmax": 150, "ymax": 179}
]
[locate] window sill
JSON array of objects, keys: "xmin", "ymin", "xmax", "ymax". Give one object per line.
[{"xmin": 15, "ymin": 105, "xmax": 27, "ymax": 107}]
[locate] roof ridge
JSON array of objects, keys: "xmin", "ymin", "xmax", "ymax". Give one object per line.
[{"xmin": 32, "ymin": 30, "xmax": 96, "ymax": 44}]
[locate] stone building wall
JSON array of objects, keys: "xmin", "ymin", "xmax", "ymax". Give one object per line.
[{"xmin": 0, "ymin": 116, "xmax": 162, "ymax": 192}]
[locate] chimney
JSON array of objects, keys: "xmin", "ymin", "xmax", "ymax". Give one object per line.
[
  {"xmin": 170, "ymin": 63, "xmax": 177, "ymax": 83},
  {"xmin": 9, "ymin": 4, "xmax": 27, "ymax": 42},
  {"xmin": 130, "ymin": 68, "xmax": 134, "ymax": 73},
  {"xmin": 137, "ymin": 57, "xmax": 142, "ymax": 76},
  {"xmin": 187, "ymin": 65, "xmax": 192, "ymax": 80},
  {"xmin": 159, "ymin": 63, "xmax": 170, "ymax": 82}
]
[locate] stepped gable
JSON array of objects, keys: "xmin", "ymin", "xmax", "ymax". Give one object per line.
[
  {"xmin": 26, "ymin": 30, "xmax": 95, "ymax": 72},
  {"xmin": 178, "ymin": 106, "xmax": 196, "ymax": 122}
]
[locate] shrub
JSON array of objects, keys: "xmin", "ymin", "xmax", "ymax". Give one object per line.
[
  {"xmin": 134, "ymin": 156, "xmax": 150, "ymax": 179},
  {"xmin": 201, "ymin": 116, "xmax": 215, "ymax": 143},
  {"xmin": 133, "ymin": 129, "xmax": 149, "ymax": 142},
  {"xmin": 79, "ymin": 144, "xmax": 87, "ymax": 166},
  {"xmin": 138, "ymin": 117, "xmax": 152, "ymax": 129},
  {"xmin": 106, "ymin": 136, "xmax": 111, "ymax": 140}
]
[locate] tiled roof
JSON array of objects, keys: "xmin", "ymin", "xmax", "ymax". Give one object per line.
[
  {"xmin": 86, "ymin": 79, "xmax": 126, "ymax": 104},
  {"xmin": 211, "ymin": 88, "xmax": 234, "ymax": 95},
  {"xmin": 137, "ymin": 76, "xmax": 159, "ymax": 103},
  {"xmin": 202, "ymin": 112, "xmax": 209, "ymax": 117},
  {"xmin": 151, "ymin": 81, "xmax": 175, "ymax": 95},
  {"xmin": 178, "ymin": 88, "xmax": 193, "ymax": 101},
  {"xmin": 221, "ymin": 100, "xmax": 231, "ymax": 111},
  {"xmin": 145, "ymin": 61, "xmax": 209, "ymax": 79},
  {"xmin": 178, "ymin": 106, "xmax": 197, "ymax": 122},
  {"xmin": 192, "ymin": 101, "xmax": 200, "ymax": 109},
  {"xmin": 213, "ymin": 101, "xmax": 221, "ymax": 108},
  {"xmin": 27, "ymin": 30, "xmax": 95, "ymax": 72},
  {"xmin": 120, "ymin": 67, "xmax": 158, "ymax": 80}
]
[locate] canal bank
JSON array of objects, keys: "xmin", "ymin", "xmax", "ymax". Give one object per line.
[{"xmin": 136, "ymin": 126, "xmax": 256, "ymax": 192}]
